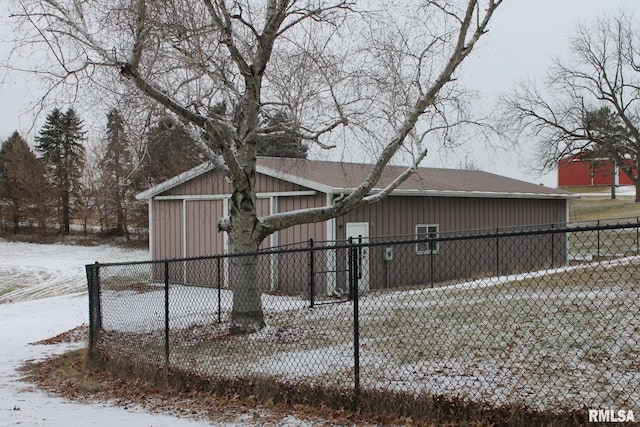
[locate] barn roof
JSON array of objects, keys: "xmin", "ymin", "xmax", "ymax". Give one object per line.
[{"xmin": 137, "ymin": 157, "xmax": 576, "ymax": 200}]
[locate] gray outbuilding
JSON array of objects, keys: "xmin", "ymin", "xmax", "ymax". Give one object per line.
[{"xmin": 137, "ymin": 157, "xmax": 576, "ymax": 293}]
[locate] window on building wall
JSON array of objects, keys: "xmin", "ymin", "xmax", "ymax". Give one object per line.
[{"xmin": 415, "ymin": 224, "xmax": 439, "ymax": 254}]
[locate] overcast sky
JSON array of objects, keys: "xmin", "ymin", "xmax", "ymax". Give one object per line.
[
  {"xmin": 447, "ymin": 0, "xmax": 640, "ymax": 187},
  {"xmin": 1, "ymin": 1, "xmax": 640, "ymax": 187}
]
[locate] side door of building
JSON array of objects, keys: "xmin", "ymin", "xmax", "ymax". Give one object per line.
[{"xmin": 345, "ymin": 222, "xmax": 370, "ymax": 292}]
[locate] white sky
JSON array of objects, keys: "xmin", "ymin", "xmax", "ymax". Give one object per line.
[{"xmin": 1, "ymin": 1, "xmax": 640, "ymax": 187}]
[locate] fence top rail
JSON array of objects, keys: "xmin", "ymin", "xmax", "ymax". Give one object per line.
[{"xmin": 88, "ymin": 221, "xmax": 640, "ymax": 269}]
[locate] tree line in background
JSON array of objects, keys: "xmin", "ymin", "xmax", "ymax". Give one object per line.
[{"xmin": 0, "ymin": 108, "xmax": 306, "ymax": 239}]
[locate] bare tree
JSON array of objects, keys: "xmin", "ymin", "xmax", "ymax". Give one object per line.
[
  {"xmin": 10, "ymin": 0, "xmax": 502, "ymax": 333},
  {"xmin": 502, "ymin": 11, "xmax": 640, "ymax": 202},
  {"xmin": 81, "ymin": 147, "xmax": 104, "ymax": 235}
]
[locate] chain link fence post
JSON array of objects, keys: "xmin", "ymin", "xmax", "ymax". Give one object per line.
[
  {"xmin": 597, "ymin": 219, "xmax": 601, "ymax": 259},
  {"xmin": 309, "ymin": 239, "xmax": 315, "ymax": 308},
  {"xmin": 86, "ymin": 261, "xmax": 101, "ymax": 354},
  {"xmin": 217, "ymin": 257, "xmax": 222, "ymax": 324},
  {"xmin": 164, "ymin": 260, "xmax": 170, "ymax": 373},
  {"xmin": 350, "ymin": 240, "xmax": 361, "ymax": 412},
  {"xmin": 496, "ymin": 228, "xmax": 500, "ymax": 276},
  {"xmin": 550, "ymin": 223, "xmax": 555, "ymax": 269},
  {"xmin": 430, "ymin": 239, "xmax": 435, "ymax": 288},
  {"xmin": 634, "ymin": 217, "xmax": 640, "ymax": 255}
]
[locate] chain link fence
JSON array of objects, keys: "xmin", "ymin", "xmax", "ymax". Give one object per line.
[{"xmin": 86, "ymin": 222, "xmax": 640, "ymax": 423}]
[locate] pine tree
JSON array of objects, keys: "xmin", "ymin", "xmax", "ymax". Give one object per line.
[
  {"xmin": 100, "ymin": 109, "xmax": 134, "ymax": 238},
  {"xmin": 0, "ymin": 131, "xmax": 48, "ymax": 234},
  {"xmin": 256, "ymin": 111, "xmax": 308, "ymax": 159},
  {"xmin": 36, "ymin": 108, "xmax": 86, "ymax": 235},
  {"xmin": 133, "ymin": 116, "xmax": 204, "ymax": 190}
]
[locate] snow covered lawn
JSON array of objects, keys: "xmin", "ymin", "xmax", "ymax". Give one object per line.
[
  {"xmin": 97, "ymin": 256, "xmax": 640, "ymax": 414},
  {"xmin": 0, "ymin": 239, "xmax": 147, "ymax": 303},
  {"xmin": 0, "ymin": 294, "xmax": 228, "ymax": 426},
  {"xmin": 0, "ymin": 239, "xmax": 343, "ymax": 426},
  {"xmin": 6, "ymin": 237, "xmax": 638, "ymax": 424},
  {"xmin": 0, "ymin": 239, "xmax": 222, "ymax": 426}
]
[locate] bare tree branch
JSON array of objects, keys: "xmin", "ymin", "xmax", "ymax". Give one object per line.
[
  {"xmin": 502, "ymin": 9, "xmax": 640, "ymax": 200},
  {"xmin": 9, "ymin": 0, "xmax": 503, "ymax": 333}
]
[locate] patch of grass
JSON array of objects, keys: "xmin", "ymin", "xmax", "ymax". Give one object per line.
[
  {"xmin": 99, "ymin": 259, "xmax": 640, "ymax": 415},
  {"xmin": 0, "ymin": 230, "xmax": 149, "ymax": 248},
  {"xmin": 20, "ymin": 349, "xmax": 107, "ymax": 395},
  {"xmin": 560, "ymin": 185, "xmax": 613, "ymax": 194},
  {"xmin": 0, "ymin": 284, "xmax": 21, "ymax": 298},
  {"xmin": 360, "ymin": 265, "xmax": 640, "ymax": 364},
  {"xmin": 569, "ymin": 195, "xmax": 640, "ymax": 222},
  {"xmin": 568, "ymin": 227, "xmax": 640, "ymax": 257}
]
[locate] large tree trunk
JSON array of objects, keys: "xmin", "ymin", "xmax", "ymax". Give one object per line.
[
  {"xmin": 635, "ymin": 177, "xmax": 640, "ymax": 203},
  {"xmin": 228, "ymin": 188, "xmax": 265, "ymax": 335},
  {"xmin": 226, "ymin": 146, "xmax": 264, "ymax": 334}
]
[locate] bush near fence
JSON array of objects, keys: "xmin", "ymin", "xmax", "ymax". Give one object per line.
[{"xmin": 86, "ymin": 222, "xmax": 640, "ymax": 425}]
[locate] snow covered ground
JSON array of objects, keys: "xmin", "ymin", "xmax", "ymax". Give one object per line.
[
  {"xmin": 0, "ymin": 239, "xmax": 317, "ymax": 427},
  {"xmin": 0, "ymin": 240, "xmax": 148, "ymax": 303},
  {"xmin": 3, "ymin": 237, "xmax": 637, "ymax": 424},
  {"xmin": 0, "ymin": 294, "xmax": 222, "ymax": 427}
]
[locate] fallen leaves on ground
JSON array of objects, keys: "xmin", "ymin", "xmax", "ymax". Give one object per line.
[{"xmin": 19, "ymin": 327, "xmax": 414, "ymax": 427}]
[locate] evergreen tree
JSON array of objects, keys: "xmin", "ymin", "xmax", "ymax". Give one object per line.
[
  {"xmin": 0, "ymin": 132, "xmax": 48, "ymax": 234},
  {"xmin": 256, "ymin": 111, "xmax": 308, "ymax": 159},
  {"xmin": 36, "ymin": 108, "xmax": 86, "ymax": 235},
  {"xmin": 211, "ymin": 103, "xmax": 308, "ymax": 159},
  {"xmin": 133, "ymin": 116, "xmax": 204, "ymax": 190},
  {"xmin": 100, "ymin": 109, "xmax": 134, "ymax": 237}
]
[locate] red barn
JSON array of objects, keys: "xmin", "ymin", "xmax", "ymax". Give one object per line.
[{"xmin": 558, "ymin": 155, "xmax": 635, "ymax": 187}]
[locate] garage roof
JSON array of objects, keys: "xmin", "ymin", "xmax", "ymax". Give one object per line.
[{"xmin": 137, "ymin": 157, "xmax": 576, "ymax": 200}]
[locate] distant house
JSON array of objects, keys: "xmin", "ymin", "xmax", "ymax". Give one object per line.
[
  {"xmin": 137, "ymin": 157, "xmax": 575, "ymax": 293},
  {"xmin": 558, "ymin": 154, "xmax": 635, "ymax": 187}
]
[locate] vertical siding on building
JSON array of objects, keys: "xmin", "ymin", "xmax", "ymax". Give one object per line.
[
  {"xmin": 338, "ymin": 196, "xmax": 565, "ymax": 239},
  {"xmin": 558, "ymin": 157, "xmax": 636, "ymax": 187},
  {"xmin": 151, "ymin": 200, "xmax": 185, "ymax": 283},
  {"xmin": 185, "ymin": 200, "xmax": 224, "ymax": 257},
  {"xmin": 277, "ymin": 193, "xmax": 327, "ymax": 245},
  {"xmin": 267, "ymin": 193, "xmax": 327, "ymax": 294},
  {"xmin": 165, "ymin": 168, "xmax": 306, "ymax": 197},
  {"xmin": 182, "ymin": 200, "xmax": 224, "ymax": 286},
  {"xmin": 337, "ymin": 195, "xmax": 567, "ymax": 291},
  {"xmin": 165, "ymin": 169, "xmax": 232, "ymax": 196},
  {"xmin": 148, "ymin": 166, "xmax": 570, "ymax": 294},
  {"xmin": 257, "ymin": 174, "xmax": 305, "ymax": 193},
  {"xmin": 152, "ymin": 200, "xmax": 184, "ymax": 260}
]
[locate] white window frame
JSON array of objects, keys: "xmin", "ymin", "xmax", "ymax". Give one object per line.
[{"xmin": 415, "ymin": 224, "xmax": 439, "ymax": 255}]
